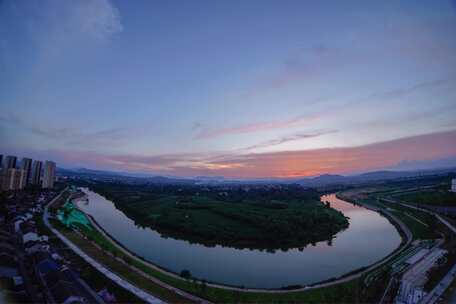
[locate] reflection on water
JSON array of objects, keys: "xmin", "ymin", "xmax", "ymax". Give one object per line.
[{"xmin": 77, "ymin": 189, "xmax": 401, "ymax": 288}]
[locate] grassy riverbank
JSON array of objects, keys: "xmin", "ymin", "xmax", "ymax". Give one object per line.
[
  {"xmin": 54, "ymin": 216, "xmax": 368, "ymax": 303},
  {"xmin": 52, "ymin": 218, "xmax": 194, "ymax": 303},
  {"xmin": 396, "ymin": 189, "xmax": 456, "ymax": 207},
  {"xmin": 51, "ymin": 188, "xmax": 406, "ymax": 303},
  {"xmin": 54, "ymin": 218, "xmax": 373, "ymax": 303}
]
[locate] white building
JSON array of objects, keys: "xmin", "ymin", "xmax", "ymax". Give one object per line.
[
  {"xmin": 42, "ymin": 161, "xmax": 56, "ymax": 189},
  {"xmin": 22, "ymin": 232, "xmax": 39, "ymax": 244},
  {"xmin": 31, "ymin": 160, "xmax": 42, "ymax": 186},
  {"xmin": 452, "ymin": 179, "xmax": 456, "ymax": 192},
  {"xmin": 21, "ymin": 158, "xmax": 32, "ymax": 185},
  {"xmin": 2, "ymin": 168, "xmax": 26, "ymax": 191}
]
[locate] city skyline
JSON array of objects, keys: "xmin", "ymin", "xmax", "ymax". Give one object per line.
[
  {"xmin": 1, "ymin": 0, "xmax": 456, "ymax": 178},
  {"xmin": 0, "ymin": 153, "xmax": 55, "ymax": 191}
]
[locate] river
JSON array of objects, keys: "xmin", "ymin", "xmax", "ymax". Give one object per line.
[{"xmin": 76, "ymin": 189, "xmax": 401, "ymax": 288}]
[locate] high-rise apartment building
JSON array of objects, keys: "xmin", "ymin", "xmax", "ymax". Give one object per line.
[
  {"xmin": 0, "ymin": 155, "xmax": 3, "ymax": 168},
  {"xmin": 21, "ymin": 157, "xmax": 33, "ymax": 185},
  {"xmin": 43, "ymin": 161, "xmax": 56, "ymax": 189},
  {"xmin": 5, "ymin": 155, "xmax": 17, "ymax": 169},
  {"xmin": 15, "ymin": 169, "xmax": 27, "ymax": 190},
  {"xmin": 32, "ymin": 160, "xmax": 43, "ymax": 186},
  {"xmin": 0, "ymin": 168, "xmax": 4, "ymax": 192},
  {"xmin": 2, "ymin": 168, "xmax": 26, "ymax": 191}
]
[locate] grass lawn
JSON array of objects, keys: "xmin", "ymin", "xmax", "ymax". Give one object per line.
[
  {"xmin": 342, "ymin": 195, "xmax": 439, "ymax": 240},
  {"xmin": 397, "ymin": 190, "xmax": 456, "ymax": 207},
  {"xmin": 388, "ymin": 210, "xmax": 439, "ymax": 240}
]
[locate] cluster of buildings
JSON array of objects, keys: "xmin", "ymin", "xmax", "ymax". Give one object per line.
[
  {"xmin": 394, "ymin": 243, "xmax": 447, "ymax": 304},
  {"xmin": 0, "ymin": 154, "xmax": 56, "ymax": 192},
  {"xmin": 0, "ymin": 188, "xmax": 106, "ymax": 303}
]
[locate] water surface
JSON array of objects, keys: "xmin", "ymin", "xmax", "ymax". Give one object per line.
[{"xmin": 77, "ymin": 189, "xmax": 401, "ymax": 288}]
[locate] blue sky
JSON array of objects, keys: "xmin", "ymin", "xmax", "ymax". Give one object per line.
[{"xmin": 1, "ymin": 0, "xmax": 456, "ymax": 177}]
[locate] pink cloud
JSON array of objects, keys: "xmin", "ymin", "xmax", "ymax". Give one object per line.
[
  {"xmin": 195, "ymin": 113, "xmax": 321, "ymax": 139},
  {"xmin": 10, "ymin": 129, "xmax": 456, "ymax": 179}
]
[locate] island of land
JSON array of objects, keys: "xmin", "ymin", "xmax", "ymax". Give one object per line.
[{"xmin": 85, "ymin": 182, "xmax": 349, "ymax": 250}]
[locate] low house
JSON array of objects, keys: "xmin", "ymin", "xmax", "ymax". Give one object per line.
[
  {"xmin": 43, "ymin": 268, "xmax": 87, "ymax": 304},
  {"xmin": 25, "ymin": 242, "xmax": 47, "ymax": 255},
  {"xmin": 22, "ymin": 231, "xmax": 39, "ymax": 245},
  {"xmin": 36, "ymin": 258, "xmax": 59, "ymax": 276}
]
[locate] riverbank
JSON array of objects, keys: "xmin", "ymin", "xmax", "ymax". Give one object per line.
[
  {"xmin": 44, "ymin": 189, "xmax": 194, "ymax": 304},
  {"xmin": 66, "ymin": 189, "xmax": 411, "ymax": 303}
]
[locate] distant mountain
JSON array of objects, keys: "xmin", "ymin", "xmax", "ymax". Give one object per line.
[
  {"xmin": 296, "ymin": 167, "xmax": 456, "ymax": 187},
  {"xmin": 71, "ymin": 167, "xmax": 125, "ymax": 176},
  {"xmin": 388, "ymin": 157, "xmax": 456, "ymax": 171},
  {"xmin": 57, "ymin": 164, "xmax": 456, "ymax": 187},
  {"xmin": 195, "ymin": 176, "xmax": 225, "ymax": 180},
  {"xmin": 297, "ymin": 174, "xmax": 346, "ymax": 186}
]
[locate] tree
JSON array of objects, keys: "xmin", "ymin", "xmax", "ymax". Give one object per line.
[{"xmin": 180, "ymin": 269, "xmax": 191, "ymax": 279}]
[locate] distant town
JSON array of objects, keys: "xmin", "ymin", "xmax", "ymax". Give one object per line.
[{"xmin": 0, "ymin": 153, "xmax": 455, "ymax": 303}]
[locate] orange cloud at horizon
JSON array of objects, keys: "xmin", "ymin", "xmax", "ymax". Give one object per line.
[
  {"xmin": 26, "ymin": 130, "xmax": 456, "ymax": 178},
  {"xmin": 180, "ymin": 130, "xmax": 456, "ymax": 178}
]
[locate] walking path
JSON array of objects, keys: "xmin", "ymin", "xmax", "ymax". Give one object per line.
[{"xmin": 44, "ymin": 190, "xmax": 166, "ymax": 304}]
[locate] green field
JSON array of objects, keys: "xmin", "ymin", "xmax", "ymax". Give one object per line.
[
  {"xmin": 397, "ymin": 190, "xmax": 456, "ymax": 207},
  {"xmin": 87, "ymin": 182, "xmax": 349, "ymax": 249},
  {"xmin": 356, "ymin": 196, "xmax": 441, "ymax": 240}
]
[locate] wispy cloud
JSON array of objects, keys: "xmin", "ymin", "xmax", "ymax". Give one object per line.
[
  {"xmin": 0, "ymin": 0, "xmax": 123, "ymax": 66},
  {"xmin": 364, "ymin": 77, "xmax": 456, "ymax": 102},
  {"xmin": 0, "ymin": 113, "xmax": 133, "ymax": 148},
  {"xmin": 71, "ymin": 0, "xmax": 123, "ymax": 40},
  {"xmin": 240, "ymin": 130, "xmax": 337, "ymax": 151},
  {"xmin": 32, "ymin": 0, "xmax": 123, "ymax": 42},
  {"xmin": 195, "ymin": 113, "xmax": 322, "ymax": 139},
  {"xmin": 195, "ymin": 75, "xmax": 455, "ymax": 141},
  {"xmin": 16, "ymin": 130, "xmax": 456, "ymax": 178}
]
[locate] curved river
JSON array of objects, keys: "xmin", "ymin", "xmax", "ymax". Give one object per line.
[{"xmin": 77, "ymin": 189, "xmax": 401, "ymax": 288}]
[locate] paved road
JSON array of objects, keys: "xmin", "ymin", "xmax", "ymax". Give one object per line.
[
  {"xmin": 420, "ymin": 264, "xmax": 456, "ymax": 304},
  {"xmin": 44, "ymin": 190, "xmax": 166, "ymax": 304}
]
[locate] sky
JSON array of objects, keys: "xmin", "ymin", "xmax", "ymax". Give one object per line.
[{"xmin": 1, "ymin": 0, "xmax": 456, "ymax": 178}]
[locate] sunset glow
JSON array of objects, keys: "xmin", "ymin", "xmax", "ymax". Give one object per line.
[{"xmin": 1, "ymin": 0, "xmax": 456, "ymax": 178}]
